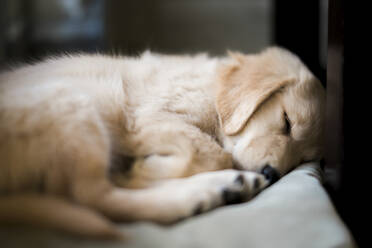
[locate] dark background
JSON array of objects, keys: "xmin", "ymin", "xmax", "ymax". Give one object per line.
[
  {"xmin": 2, "ymin": 0, "xmax": 363, "ymax": 246},
  {"xmin": 0, "ymin": 0, "xmax": 327, "ymax": 85}
]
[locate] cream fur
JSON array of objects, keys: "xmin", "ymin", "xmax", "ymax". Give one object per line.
[{"xmin": 0, "ymin": 47, "xmax": 325, "ymax": 238}]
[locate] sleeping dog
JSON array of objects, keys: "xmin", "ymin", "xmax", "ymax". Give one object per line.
[{"xmin": 0, "ymin": 47, "xmax": 325, "ymax": 238}]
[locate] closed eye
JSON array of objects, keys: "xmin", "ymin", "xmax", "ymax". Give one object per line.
[{"xmin": 284, "ymin": 112, "xmax": 291, "ymax": 135}]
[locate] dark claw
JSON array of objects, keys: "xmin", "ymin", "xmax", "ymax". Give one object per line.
[
  {"xmin": 253, "ymin": 177, "xmax": 261, "ymax": 190},
  {"xmin": 192, "ymin": 203, "xmax": 203, "ymax": 216},
  {"xmin": 234, "ymin": 174, "xmax": 245, "ymax": 186},
  {"xmin": 222, "ymin": 189, "xmax": 244, "ymax": 205}
]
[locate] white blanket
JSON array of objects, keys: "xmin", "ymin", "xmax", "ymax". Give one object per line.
[{"xmin": 0, "ymin": 163, "xmax": 356, "ymax": 248}]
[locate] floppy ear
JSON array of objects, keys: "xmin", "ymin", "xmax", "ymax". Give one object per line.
[{"xmin": 216, "ymin": 52, "xmax": 294, "ymax": 135}]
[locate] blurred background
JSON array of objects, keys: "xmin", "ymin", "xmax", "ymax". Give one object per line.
[{"xmin": 0, "ymin": 0, "xmax": 327, "ymax": 84}]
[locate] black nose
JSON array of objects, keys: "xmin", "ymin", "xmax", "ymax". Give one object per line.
[{"xmin": 261, "ymin": 165, "xmax": 280, "ymax": 185}]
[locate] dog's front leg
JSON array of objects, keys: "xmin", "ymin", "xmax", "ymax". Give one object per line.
[
  {"xmin": 67, "ymin": 121, "xmax": 267, "ymax": 225},
  {"xmin": 75, "ymin": 169, "xmax": 268, "ymax": 224}
]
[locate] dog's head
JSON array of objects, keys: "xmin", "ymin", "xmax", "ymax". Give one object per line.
[{"xmin": 217, "ymin": 47, "xmax": 325, "ymax": 181}]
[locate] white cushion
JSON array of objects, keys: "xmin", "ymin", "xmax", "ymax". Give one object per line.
[
  {"xmin": 0, "ymin": 163, "xmax": 356, "ymax": 248},
  {"xmin": 121, "ymin": 163, "xmax": 356, "ymax": 248}
]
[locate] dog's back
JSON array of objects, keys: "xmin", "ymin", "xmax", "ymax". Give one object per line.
[
  {"xmin": 0, "ymin": 52, "xmax": 221, "ymax": 192},
  {"xmin": 0, "ymin": 52, "xmax": 225, "ymax": 238}
]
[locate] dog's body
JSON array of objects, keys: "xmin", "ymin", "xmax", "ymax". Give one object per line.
[{"xmin": 0, "ymin": 47, "xmax": 325, "ymax": 238}]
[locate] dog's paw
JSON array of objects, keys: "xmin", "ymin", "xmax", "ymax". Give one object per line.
[
  {"xmin": 152, "ymin": 170, "xmax": 268, "ymax": 224},
  {"xmin": 186, "ymin": 170, "xmax": 269, "ymax": 214}
]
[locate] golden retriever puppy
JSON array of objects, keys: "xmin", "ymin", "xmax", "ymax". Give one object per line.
[{"xmin": 0, "ymin": 47, "xmax": 325, "ymax": 239}]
